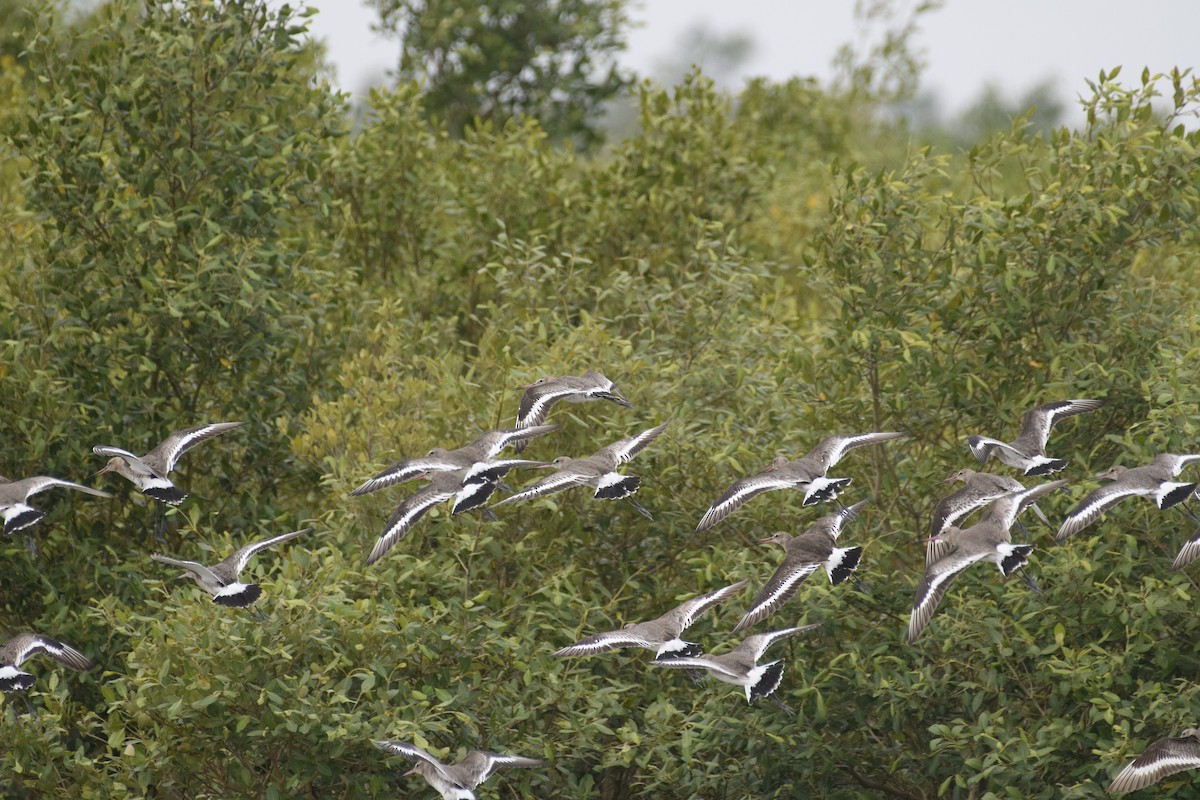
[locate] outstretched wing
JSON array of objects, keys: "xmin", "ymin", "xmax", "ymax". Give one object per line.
[
  {"xmin": 366, "ymin": 485, "xmax": 455, "ymax": 565},
  {"xmin": 493, "ymin": 470, "xmax": 588, "ymax": 507},
  {"xmin": 2, "ymin": 632, "xmax": 93, "ymax": 671},
  {"xmin": 224, "ymin": 527, "xmax": 312, "ymax": 575},
  {"xmin": 907, "ymin": 550, "xmax": 989, "ymax": 643},
  {"xmin": 1107, "ymin": 733, "xmax": 1200, "ymax": 795},
  {"xmin": 1055, "ymin": 482, "xmax": 1147, "ymax": 542},
  {"xmin": 551, "ymin": 628, "xmax": 658, "ymax": 657},
  {"xmin": 350, "ymin": 456, "xmax": 464, "ymax": 496},
  {"xmin": 455, "ymin": 751, "xmax": 545, "ymax": 787},
  {"xmin": 595, "ymin": 422, "xmax": 669, "ymax": 466},
  {"xmin": 151, "ymin": 553, "xmax": 224, "ymax": 587},
  {"xmin": 372, "ymin": 740, "xmax": 455, "ymax": 784},
  {"xmin": 4, "ymin": 476, "xmax": 113, "ymax": 502},
  {"xmin": 733, "ymin": 560, "xmax": 823, "ymax": 634},
  {"xmin": 737, "ymin": 623, "xmax": 822, "ymax": 662},
  {"xmin": 805, "ymin": 432, "xmax": 906, "ymax": 472},
  {"xmin": 146, "ymin": 422, "xmax": 246, "ymax": 474},
  {"xmin": 695, "ymin": 472, "xmax": 804, "ymax": 532},
  {"xmin": 660, "ymin": 579, "xmax": 749, "ymax": 633},
  {"xmin": 1018, "ymin": 399, "xmax": 1103, "ymax": 450}
]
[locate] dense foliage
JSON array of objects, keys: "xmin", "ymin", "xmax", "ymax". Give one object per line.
[
  {"xmin": 2, "ymin": 1, "xmax": 1200, "ymax": 798},
  {"xmin": 368, "ymin": 0, "xmax": 631, "ymax": 144}
]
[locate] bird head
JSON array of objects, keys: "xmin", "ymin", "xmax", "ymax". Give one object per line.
[
  {"xmin": 942, "ymin": 468, "xmax": 976, "ymax": 484},
  {"xmin": 759, "ymin": 531, "xmax": 792, "ymax": 549},
  {"xmin": 95, "ymin": 457, "xmax": 125, "ymax": 477}
]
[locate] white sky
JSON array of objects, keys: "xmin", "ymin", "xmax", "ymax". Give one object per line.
[{"xmin": 304, "ymin": 0, "xmax": 1200, "ymax": 121}]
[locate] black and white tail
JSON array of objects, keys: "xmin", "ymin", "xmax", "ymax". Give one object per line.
[
  {"xmin": 827, "ymin": 546, "xmax": 863, "ymax": 585},
  {"xmin": 998, "ymin": 543, "xmax": 1033, "ymax": 577},
  {"xmin": 748, "ymin": 660, "xmax": 786, "ymax": 703}
]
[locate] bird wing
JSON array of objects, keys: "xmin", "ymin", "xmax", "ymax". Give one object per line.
[
  {"xmin": 492, "ymin": 470, "xmax": 588, "ymax": 507},
  {"xmin": 366, "ymin": 485, "xmax": 455, "ymax": 564},
  {"xmin": 739, "ymin": 623, "xmax": 822, "ymax": 662},
  {"xmin": 652, "ymin": 654, "xmax": 743, "ymax": 680},
  {"xmin": 966, "ymin": 436, "xmax": 1025, "ymax": 465},
  {"xmin": 1055, "ymin": 482, "xmax": 1148, "ymax": 542},
  {"xmin": 2, "ymin": 633, "xmax": 92, "ymax": 671},
  {"xmin": 695, "ymin": 472, "xmax": 804, "ymax": 532},
  {"xmin": 92, "ymin": 445, "xmax": 151, "ymax": 472},
  {"xmin": 151, "ymin": 553, "xmax": 225, "ymax": 586},
  {"xmin": 372, "ymin": 741, "xmax": 456, "ymax": 784},
  {"xmin": 551, "ymin": 628, "xmax": 658, "ymax": 657},
  {"xmin": 5, "ymin": 476, "xmax": 113, "ymax": 502},
  {"xmin": 984, "ymin": 480, "xmax": 1067, "ymax": 532},
  {"xmin": 806, "ymin": 431, "xmax": 905, "ymax": 471},
  {"xmin": 930, "ymin": 484, "xmax": 1010, "ymax": 537},
  {"xmin": 1018, "ymin": 399, "xmax": 1103, "ymax": 450},
  {"xmin": 596, "ymin": 422, "xmax": 669, "ymax": 466},
  {"xmin": 223, "ymin": 527, "xmax": 312, "ymax": 576},
  {"xmin": 1107, "ymin": 734, "xmax": 1200, "ymax": 795},
  {"xmin": 350, "ymin": 456, "xmax": 464, "ymax": 496},
  {"xmin": 145, "ymin": 422, "xmax": 246, "ymax": 474},
  {"xmin": 455, "ymin": 751, "xmax": 545, "ymax": 787},
  {"xmin": 733, "ymin": 560, "xmax": 823, "ymax": 633},
  {"xmin": 907, "ymin": 549, "xmax": 990, "ymax": 643},
  {"xmin": 517, "ymin": 380, "xmax": 587, "ymax": 428},
  {"xmin": 661, "ymin": 579, "xmax": 749, "ymax": 633},
  {"xmin": 470, "ymin": 425, "xmax": 560, "ymax": 459},
  {"xmin": 461, "ymin": 459, "xmax": 545, "ymax": 484}
]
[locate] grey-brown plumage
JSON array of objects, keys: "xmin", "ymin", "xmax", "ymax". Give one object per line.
[
  {"xmin": 350, "ymin": 425, "xmax": 557, "ymax": 496},
  {"xmin": 1107, "ymin": 727, "xmax": 1200, "ymax": 794},
  {"xmin": 909, "ymin": 481, "xmax": 1066, "ymax": 643},
  {"xmin": 367, "ymin": 470, "xmax": 502, "ymax": 565},
  {"xmin": 696, "ymin": 432, "xmax": 905, "ymax": 532},
  {"xmin": 0, "ymin": 633, "xmax": 93, "ymax": 693},
  {"xmin": 374, "ymin": 740, "xmax": 544, "ymax": 800},
  {"xmin": 0, "ymin": 474, "xmax": 112, "ymax": 535},
  {"xmin": 733, "ymin": 500, "xmax": 867, "ymax": 633},
  {"xmin": 494, "ymin": 422, "xmax": 668, "ymax": 518},
  {"xmin": 930, "ymin": 468, "xmax": 1050, "ymax": 539},
  {"xmin": 966, "ymin": 399, "xmax": 1103, "ymax": 476},
  {"xmin": 1056, "ymin": 454, "xmax": 1200, "ymax": 543},
  {"xmin": 652, "ymin": 624, "xmax": 820, "ymax": 705},
  {"xmin": 552, "ymin": 579, "xmax": 748, "ymax": 660},
  {"xmin": 151, "ymin": 527, "xmax": 311, "ymax": 610},
  {"xmin": 514, "ymin": 370, "xmax": 632, "ymax": 450},
  {"xmin": 93, "ymin": 422, "xmax": 246, "ymax": 505}
]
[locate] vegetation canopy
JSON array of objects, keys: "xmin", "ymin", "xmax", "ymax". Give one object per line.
[{"xmin": 2, "ymin": 1, "xmax": 1200, "ymax": 798}]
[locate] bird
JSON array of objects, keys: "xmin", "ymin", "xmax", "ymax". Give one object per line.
[
  {"xmin": 652, "ymin": 624, "xmax": 820, "ymax": 708},
  {"xmin": 0, "ymin": 633, "xmax": 93, "ymax": 695},
  {"xmin": 695, "ymin": 432, "xmax": 906, "ymax": 532},
  {"xmin": 0, "ymin": 474, "xmax": 112, "ymax": 536},
  {"xmin": 965, "ymin": 399, "xmax": 1103, "ymax": 476},
  {"xmin": 732, "ymin": 500, "xmax": 867, "ymax": 633},
  {"xmin": 908, "ymin": 480, "xmax": 1066, "ymax": 643},
  {"xmin": 930, "ymin": 468, "xmax": 1050, "ymax": 540},
  {"xmin": 367, "ymin": 470, "xmax": 501, "ymax": 565},
  {"xmin": 93, "ymin": 422, "xmax": 246, "ymax": 505},
  {"xmin": 350, "ymin": 425, "xmax": 558, "ymax": 496},
  {"xmin": 151, "ymin": 527, "xmax": 311, "ymax": 618},
  {"xmin": 512, "ymin": 369, "xmax": 632, "ymax": 452},
  {"xmin": 1107, "ymin": 727, "xmax": 1200, "ymax": 795},
  {"xmin": 493, "ymin": 422, "xmax": 668, "ymax": 519},
  {"xmin": 373, "ymin": 739, "xmax": 544, "ymax": 800},
  {"xmin": 1056, "ymin": 454, "xmax": 1200, "ymax": 543},
  {"xmin": 552, "ymin": 579, "xmax": 748, "ymax": 660}
]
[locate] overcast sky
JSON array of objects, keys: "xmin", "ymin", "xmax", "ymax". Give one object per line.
[{"xmin": 305, "ymin": 0, "xmax": 1200, "ymax": 122}]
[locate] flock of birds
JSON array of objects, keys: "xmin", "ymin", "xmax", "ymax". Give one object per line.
[{"xmin": 4, "ymin": 373, "xmax": 1200, "ymax": 796}]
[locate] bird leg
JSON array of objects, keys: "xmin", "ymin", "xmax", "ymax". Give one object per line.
[
  {"xmin": 1017, "ymin": 567, "xmax": 1042, "ymax": 596},
  {"xmin": 1013, "ymin": 518, "xmax": 1030, "ymax": 540},
  {"xmin": 247, "ymin": 605, "xmax": 270, "ymax": 624},
  {"xmin": 767, "ymin": 695, "xmax": 796, "ymax": 717},
  {"xmin": 480, "ymin": 508, "xmax": 499, "ymax": 522},
  {"xmin": 625, "ymin": 498, "xmax": 654, "ymax": 520},
  {"xmin": 1176, "ymin": 502, "xmax": 1200, "ymax": 526},
  {"xmin": 852, "ymin": 576, "xmax": 874, "ymax": 596},
  {"xmin": 23, "ymin": 534, "xmax": 38, "ymax": 558},
  {"xmin": 152, "ymin": 506, "xmax": 168, "ymax": 544}
]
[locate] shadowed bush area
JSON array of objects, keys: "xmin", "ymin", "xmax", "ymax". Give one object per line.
[{"xmin": 3, "ymin": 2, "xmax": 1200, "ymax": 797}]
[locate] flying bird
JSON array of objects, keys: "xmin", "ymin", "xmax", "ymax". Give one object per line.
[
  {"xmin": 966, "ymin": 399, "xmax": 1103, "ymax": 476},
  {"xmin": 0, "ymin": 633, "xmax": 93, "ymax": 695},
  {"xmin": 512, "ymin": 369, "xmax": 632, "ymax": 451},
  {"xmin": 373, "ymin": 740, "xmax": 544, "ymax": 800},
  {"xmin": 367, "ymin": 470, "xmax": 500, "ymax": 565},
  {"xmin": 93, "ymin": 422, "xmax": 246, "ymax": 505},
  {"xmin": 696, "ymin": 432, "xmax": 905, "ymax": 532},
  {"xmin": 151, "ymin": 527, "xmax": 311, "ymax": 618},
  {"xmin": 493, "ymin": 422, "xmax": 668, "ymax": 519},
  {"xmin": 350, "ymin": 425, "xmax": 556, "ymax": 496},
  {"xmin": 733, "ymin": 500, "xmax": 867, "ymax": 633},
  {"xmin": 652, "ymin": 624, "xmax": 820, "ymax": 709},
  {"xmin": 1107, "ymin": 726, "xmax": 1200, "ymax": 795},
  {"xmin": 552, "ymin": 580, "xmax": 747, "ymax": 660},
  {"xmin": 908, "ymin": 481, "xmax": 1066, "ymax": 643},
  {"xmin": 930, "ymin": 469, "xmax": 1050, "ymax": 540},
  {"xmin": 1056, "ymin": 454, "xmax": 1200, "ymax": 543},
  {"xmin": 0, "ymin": 474, "xmax": 112, "ymax": 536}
]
